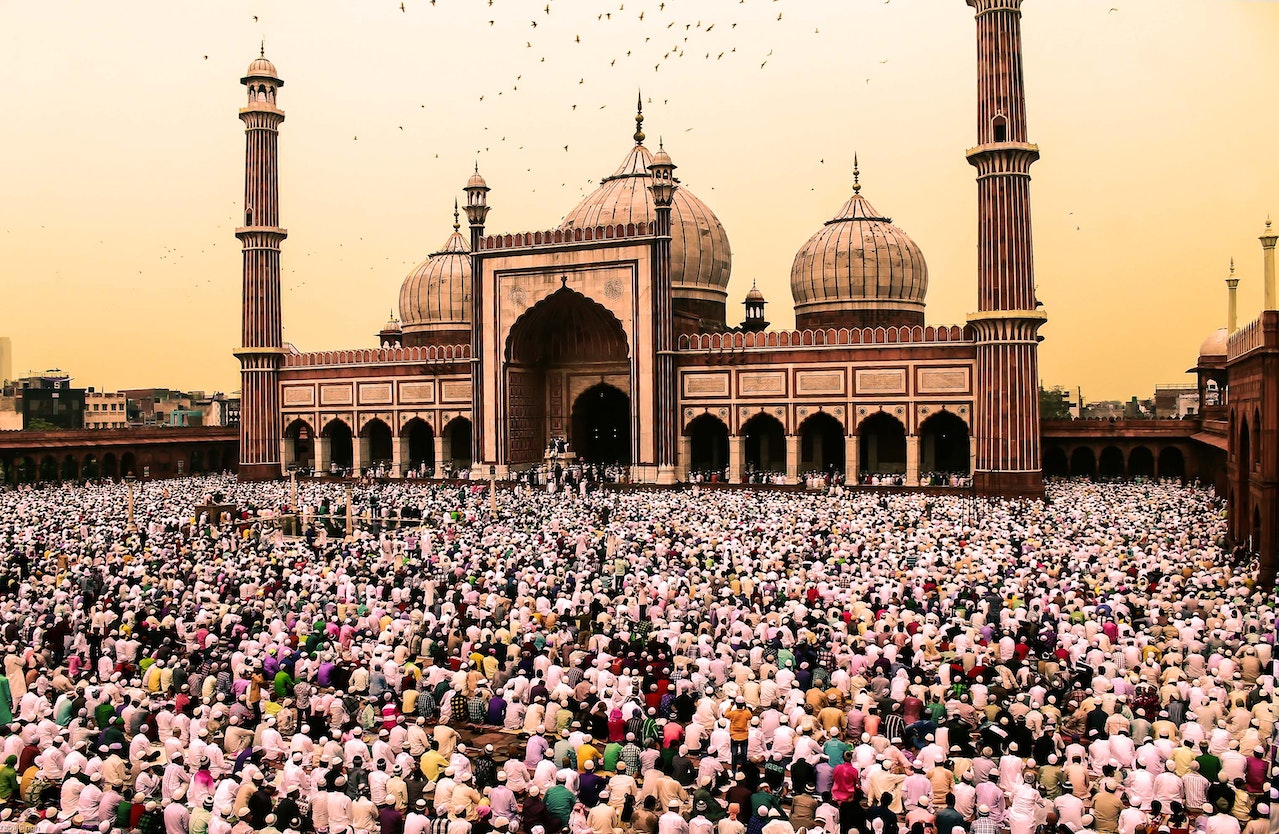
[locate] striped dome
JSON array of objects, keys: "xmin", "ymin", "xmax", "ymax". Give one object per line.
[
  {"xmin": 790, "ymin": 182, "xmax": 928, "ymax": 322},
  {"xmin": 561, "ymin": 143, "xmax": 731, "ymax": 304},
  {"xmin": 398, "ymin": 227, "xmax": 471, "ymax": 333}
]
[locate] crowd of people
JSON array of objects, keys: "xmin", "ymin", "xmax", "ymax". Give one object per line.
[{"xmin": 0, "ymin": 474, "xmax": 1271, "ymax": 834}]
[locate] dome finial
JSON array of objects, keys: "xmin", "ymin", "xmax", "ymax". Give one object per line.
[
  {"xmin": 453, "ymin": 199, "xmax": 460, "ymax": 231},
  {"xmin": 853, "ymin": 152, "xmax": 861, "ymax": 195},
  {"xmin": 634, "ymin": 90, "xmax": 645, "ymax": 145},
  {"xmin": 260, "ymin": 39, "xmax": 265, "ymax": 58}
]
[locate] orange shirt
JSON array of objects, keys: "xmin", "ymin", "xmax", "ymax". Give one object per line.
[{"xmin": 727, "ymin": 707, "xmax": 753, "ymax": 741}]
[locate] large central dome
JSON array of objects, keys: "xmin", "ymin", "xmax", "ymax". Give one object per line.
[{"xmin": 561, "ymin": 127, "xmax": 731, "ymax": 327}]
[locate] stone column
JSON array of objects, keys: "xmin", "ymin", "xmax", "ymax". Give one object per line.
[
  {"xmin": 353, "ymin": 437, "xmax": 368, "ymax": 475},
  {"xmin": 729, "ymin": 434, "xmax": 744, "ymax": 484},
  {"xmin": 679, "ymin": 435, "xmax": 692, "ymax": 481},
  {"xmin": 392, "ymin": 434, "xmax": 406, "ymax": 477},
  {"xmin": 845, "ymin": 435, "xmax": 859, "ymax": 483},
  {"xmin": 906, "ymin": 435, "xmax": 920, "ymax": 486},
  {"xmin": 434, "ymin": 433, "xmax": 446, "ymax": 478},
  {"xmin": 785, "ymin": 434, "xmax": 800, "ymax": 483},
  {"xmin": 316, "ymin": 436, "xmax": 331, "ymax": 474}
]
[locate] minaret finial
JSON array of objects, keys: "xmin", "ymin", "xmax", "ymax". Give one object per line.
[
  {"xmin": 474, "ymin": 160, "xmax": 479, "ymax": 174},
  {"xmin": 853, "ymin": 152, "xmax": 861, "ymax": 195},
  {"xmin": 1230, "ymin": 257, "xmax": 1236, "ymax": 275},
  {"xmin": 260, "ymin": 39, "xmax": 265, "ymax": 58},
  {"xmin": 634, "ymin": 90, "xmax": 645, "ymax": 145},
  {"xmin": 453, "ymin": 199, "xmax": 460, "ymax": 231}
]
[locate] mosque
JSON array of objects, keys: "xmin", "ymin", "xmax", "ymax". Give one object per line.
[{"xmin": 236, "ymin": 0, "xmax": 1049, "ymax": 496}]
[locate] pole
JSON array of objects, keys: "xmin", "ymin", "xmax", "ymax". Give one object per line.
[
  {"xmin": 126, "ymin": 480, "xmax": 135, "ymax": 529},
  {"xmin": 489, "ymin": 465, "xmax": 497, "ymax": 517},
  {"xmin": 345, "ymin": 482, "xmax": 353, "ymax": 537}
]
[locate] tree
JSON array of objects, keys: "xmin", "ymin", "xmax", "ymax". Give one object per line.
[
  {"xmin": 24, "ymin": 418, "xmax": 62, "ymax": 432},
  {"xmin": 1040, "ymin": 386, "xmax": 1073, "ymax": 420}
]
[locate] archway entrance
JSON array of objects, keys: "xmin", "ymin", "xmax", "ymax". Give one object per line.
[
  {"xmin": 361, "ymin": 419, "xmax": 393, "ymax": 472},
  {"xmin": 1129, "ymin": 446, "xmax": 1155, "ymax": 479},
  {"xmin": 1099, "ymin": 446, "xmax": 1125, "ymax": 479},
  {"xmin": 61, "ymin": 455, "xmax": 79, "ymax": 481},
  {"xmin": 83, "ymin": 454, "xmax": 100, "ymax": 479},
  {"xmin": 405, "ymin": 419, "xmax": 435, "ymax": 476},
  {"xmin": 1070, "ymin": 447, "xmax": 1096, "ymax": 478},
  {"xmin": 324, "ymin": 420, "xmax": 353, "ymax": 470},
  {"xmin": 1237, "ymin": 417, "xmax": 1251, "ymax": 543},
  {"xmin": 120, "ymin": 452, "xmax": 137, "ymax": 479},
  {"xmin": 799, "ymin": 413, "xmax": 845, "ymax": 475},
  {"xmin": 285, "ymin": 419, "xmax": 314, "ymax": 471},
  {"xmin": 919, "ymin": 411, "xmax": 970, "ymax": 475},
  {"xmin": 572, "ymin": 384, "xmax": 631, "ymax": 464},
  {"xmin": 1043, "ymin": 446, "xmax": 1068, "ymax": 478},
  {"xmin": 102, "ymin": 453, "xmax": 118, "ymax": 479},
  {"xmin": 505, "ymin": 287, "xmax": 630, "ymax": 468},
  {"xmin": 743, "ymin": 413, "xmax": 786, "ymax": 475},
  {"xmin": 858, "ymin": 412, "xmax": 906, "ymax": 475},
  {"xmin": 1158, "ymin": 447, "xmax": 1185, "ymax": 481},
  {"xmin": 444, "ymin": 417, "xmax": 472, "ymax": 474},
  {"xmin": 686, "ymin": 414, "xmax": 728, "ymax": 480}
]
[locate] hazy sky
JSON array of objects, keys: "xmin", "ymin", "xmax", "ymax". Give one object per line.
[{"xmin": 2, "ymin": 0, "xmax": 1276, "ymax": 400}]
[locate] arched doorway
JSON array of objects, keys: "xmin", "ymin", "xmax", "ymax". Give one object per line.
[
  {"xmin": 1128, "ymin": 446, "xmax": 1155, "ymax": 479},
  {"xmin": 919, "ymin": 411, "xmax": 970, "ymax": 475},
  {"xmin": 61, "ymin": 455, "xmax": 79, "ymax": 481},
  {"xmin": 799, "ymin": 412, "xmax": 845, "ymax": 476},
  {"xmin": 1043, "ymin": 446, "xmax": 1068, "ymax": 477},
  {"xmin": 858, "ymin": 412, "xmax": 906, "ymax": 475},
  {"xmin": 1069, "ymin": 447, "xmax": 1096, "ymax": 478},
  {"xmin": 39, "ymin": 456, "xmax": 58, "ymax": 482},
  {"xmin": 1237, "ymin": 417, "xmax": 1251, "ymax": 543},
  {"xmin": 686, "ymin": 414, "xmax": 728, "ymax": 479},
  {"xmin": 15, "ymin": 456, "xmax": 35, "ymax": 484},
  {"xmin": 190, "ymin": 448, "xmax": 205, "ymax": 474},
  {"xmin": 102, "ymin": 453, "xmax": 118, "ymax": 479},
  {"xmin": 82, "ymin": 454, "xmax": 100, "ymax": 479},
  {"xmin": 444, "ymin": 417, "xmax": 472, "ymax": 474},
  {"xmin": 323, "ymin": 420, "xmax": 354, "ymax": 470},
  {"xmin": 742, "ymin": 412, "xmax": 786, "ymax": 475},
  {"xmin": 1099, "ymin": 446, "xmax": 1125, "ymax": 479},
  {"xmin": 284, "ymin": 419, "xmax": 314, "ymax": 472},
  {"xmin": 405, "ymin": 419, "xmax": 435, "ymax": 476},
  {"xmin": 505, "ymin": 287, "xmax": 630, "ymax": 468},
  {"xmin": 1158, "ymin": 447, "xmax": 1185, "ymax": 481},
  {"xmin": 120, "ymin": 452, "xmax": 137, "ymax": 478},
  {"xmin": 572, "ymin": 384, "xmax": 631, "ymax": 464},
  {"xmin": 361, "ymin": 419, "xmax": 394, "ymax": 472}
]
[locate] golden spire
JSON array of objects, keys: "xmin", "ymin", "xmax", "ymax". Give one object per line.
[
  {"xmin": 453, "ymin": 198, "xmax": 460, "ymax": 231},
  {"xmin": 634, "ymin": 90, "xmax": 645, "ymax": 145},
  {"xmin": 853, "ymin": 152, "xmax": 861, "ymax": 195},
  {"xmin": 260, "ymin": 39, "xmax": 265, "ymax": 58}
]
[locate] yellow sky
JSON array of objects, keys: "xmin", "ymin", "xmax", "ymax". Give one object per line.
[{"xmin": 1, "ymin": 0, "xmax": 1276, "ymax": 401}]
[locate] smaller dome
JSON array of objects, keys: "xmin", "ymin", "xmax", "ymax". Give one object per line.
[
  {"xmin": 745, "ymin": 282, "xmax": 765, "ymax": 303},
  {"xmin": 466, "ymin": 167, "xmax": 488, "ymax": 190},
  {"xmin": 1199, "ymin": 327, "xmax": 1228, "ymax": 358},
  {"xmin": 245, "ymin": 55, "xmax": 279, "ymax": 78},
  {"xmin": 399, "ymin": 223, "xmax": 472, "ymax": 333},
  {"xmin": 380, "ymin": 312, "xmax": 402, "ymax": 333},
  {"xmin": 651, "ymin": 146, "xmax": 674, "ymax": 168}
]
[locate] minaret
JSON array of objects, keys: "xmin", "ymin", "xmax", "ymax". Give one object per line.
[
  {"xmin": 965, "ymin": 0, "xmax": 1047, "ymax": 498},
  {"xmin": 1261, "ymin": 218, "xmax": 1277, "ymax": 311},
  {"xmin": 464, "ymin": 166, "xmax": 491, "ymax": 475},
  {"xmin": 235, "ymin": 49, "xmax": 287, "ymax": 480},
  {"xmin": 649, "ymin": 131, "xmax": 678, "ymax": 484},
  {"xmin": 1227, "ymin": 259, "xmax": 1240, "ymax": 334}
]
